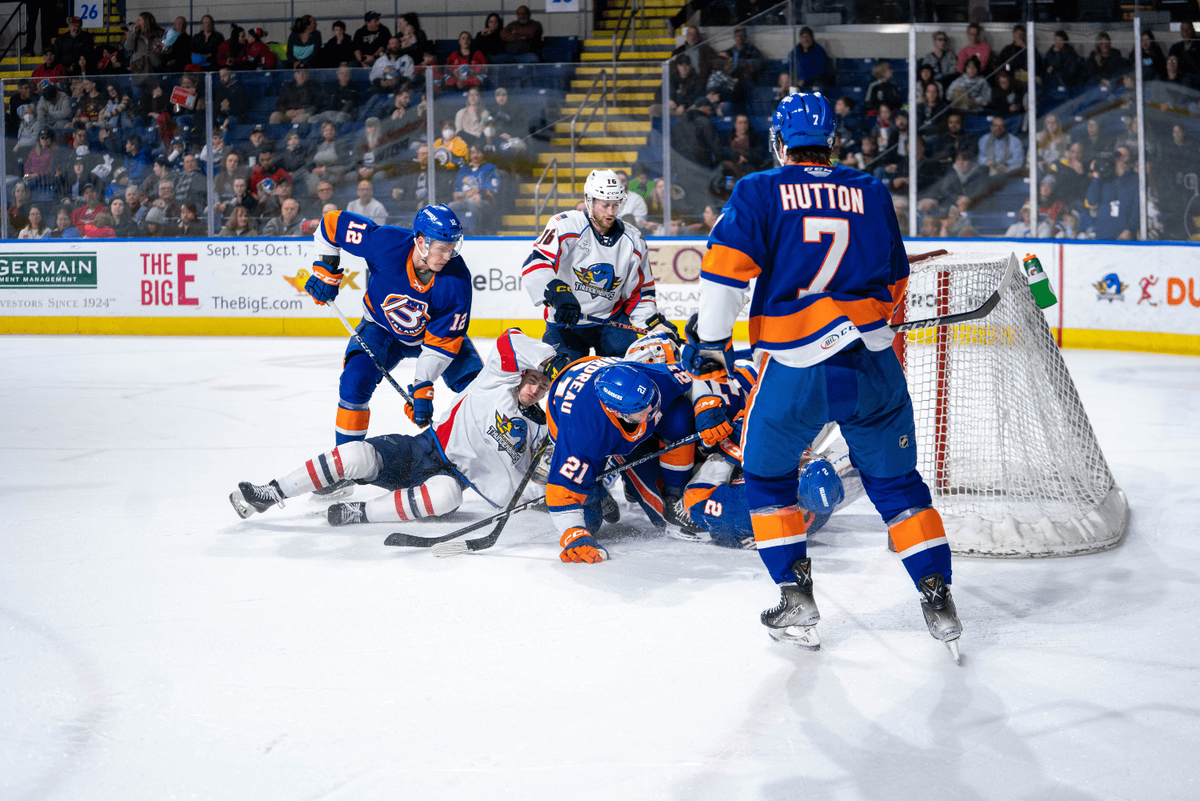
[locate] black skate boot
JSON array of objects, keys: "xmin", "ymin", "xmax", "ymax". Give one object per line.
[
  {"xmin": 663, "ymin": 493, "xmax": 707, "ymax": 541},
  {"xmin": 312, "ymin": 478, "xmax": 355, "ymax": 500},
  {"xmin": 761, "ymin": 558, "xmax": 821, "ymax": 650},
  {"xmin": 599, "ymin": 488, "xmax": 621, "ymax": 524},
  {"xmin": 230, "ymin": 480, "xmax": 286, "ymax": 519},
  {"xmin": 327, "ymin": 501, "xmax": 368, "ymax": 526},
  {"xmin": 918, "ymin": 573, "xmax": 963, "ymax": 664}
]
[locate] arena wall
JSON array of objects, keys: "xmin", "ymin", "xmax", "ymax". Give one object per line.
[{"xmin": 2, "ymin": 237, "xmax": 1198, "ymax": 355}]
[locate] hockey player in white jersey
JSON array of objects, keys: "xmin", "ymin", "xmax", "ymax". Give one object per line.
[
  {"xmin": 523, "ymin": 168, "xmax": 678, "ymax": 362},
  {"xmin": 229, "ymin": 330, "xmax": 564, "ymax": 526}
]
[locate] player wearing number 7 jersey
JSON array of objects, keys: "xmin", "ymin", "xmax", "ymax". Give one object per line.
[
  {"xmin": 689, "ymin": 92, "xmax": 962, "ymax": 661},
  {"xmin": 307, "ymin": 204, "xmax": 483, "ymax": 454}
]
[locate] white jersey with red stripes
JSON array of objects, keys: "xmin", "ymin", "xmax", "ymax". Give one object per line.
[
  {"xmin": 432, "ymin": 330, "xmax": 555, "ymax": 506},
  {"xmin": 521, "ymin": 210, "xmax": 657, "ymax": 328}
]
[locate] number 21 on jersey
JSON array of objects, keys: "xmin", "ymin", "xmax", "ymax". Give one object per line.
[{"xmin": 797, "ymin": 217, "xmax": 849, "ymax": 299}]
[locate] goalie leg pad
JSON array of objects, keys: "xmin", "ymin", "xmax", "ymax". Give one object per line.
[
  {"xmin": 276, "ymin": 441, "xmax": 383, "ymax": 497},
  {"xmin": 368, "ymin": 474, "xmax": 464, "ymax": 522}
]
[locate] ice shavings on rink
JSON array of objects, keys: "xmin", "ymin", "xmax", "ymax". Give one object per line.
[{"xmin": 2, "ymin": 335, "xmax": 1199, "ymax": 800}]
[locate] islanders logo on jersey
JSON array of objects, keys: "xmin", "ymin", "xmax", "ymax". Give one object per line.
[
  {"xmin": 573, "ymin": 262, "xmax": 622, "ymax": 300},
  {"xmin": 380, "ymin": 294, "xmax": 431, "ymax": 337},
  {"xmin": 1093, "ymin": 273, "xmax": 1128, "ymax": 302},
  {"xmin": 486, "ymin": 411, "xmax": 529, "ymax": 465}
]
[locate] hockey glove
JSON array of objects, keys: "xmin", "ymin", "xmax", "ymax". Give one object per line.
[
  {"xmin": 644, "ymin": 312, "xmax": 683, "ymax": 346},
  {"xmin": 693, "ymin": 395, "xmax": 734, "ymax": 448},
  {"xmin": 304, "ymin": 260, "xmax": 344, "ymax": 305},
  {"xmin": 405, "ymin": 380, "xmax": 435, "ymax": 428},
  {"xmin": 559, "ymin": 527, "xmax": 608, "ymax": 564},
  {"xmin": 682, "ymin": 312, "xmax": 733, "ymax": 380},
  {"xmin": 544, "ymin": 279, "xmax": 582, "ymax": 328}
]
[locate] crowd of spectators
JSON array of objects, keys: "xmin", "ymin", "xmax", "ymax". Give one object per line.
[{"xmin": 4, "ymin": 7, "xmax": 570, "ymax": 238}]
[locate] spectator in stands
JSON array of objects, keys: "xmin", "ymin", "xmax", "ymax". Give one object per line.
[
  {"xmin": 1086, "ymin": 146, "xmax": 1139, "ymax": 239},
  {"xmin": 995, "ymin": 24, "xmax": 1040, "ymax": 87},
  {"xmin": 393, "ymin": 146, "xmax": 432, "ymax": 212},
  {"xmin": 268, "ymin": 127, "xmax": 306, "ymax": 180},
  {"xmin": 1087, "ymin": 32, "xmax": 1126, "ymax": 88},
  {"xmin": 977, "ymin": 116, "xmax": 1023, "ymax": 177},
  {"xmin": 371, "ymin": 37, "xmax": 415, "ymax": 83},
  {"xmin": 173, "ymin": 201, "xmax": 203, "ymax": 236},
  {"xmin": 150, "ymin": 179, "xmax": 181, "ymax": 222},
  {"xmin": 305, "ymin": 180, "xmax": 337, "ymax": 218},
  {"xmin": 271, "ymin": 69, "xmax": 319, "ymax": 126},
  {"xmin": 124, "ymin": 185, "xmax": 145, "ymax": 224},
  {"xmin": 216, "ymin": 177, "xmax": 256, "ymax": 223},
  {"xmin": 256, "ymin": 176, "xmax": 294, "ymax": 222},
  {"xmin": 947, "ymin": 57, "xmax": 991, "ymax": 113},
  {"xmin": 12, "ymin": 105, "xmax": 41, "ymax": 159},
  {"xmin": 161, "ymin": 16, "xmax": 193, "ymax": 73},
  {"xmin": 843, "ymin": 129, "xmax": 879, "ymax": 172},
  {"xmin": 72, "ymin": 78, "xmax": 104, "ymax": 126},
  {"xmin": 217, "ymin": 204, "xmax": 257, "ymax": 237},
  {"xmin": 916, "ymin": 81, "xmax": 948, "ymax": 135},
  {"xmin": 21, "ymin": 130, "xmax": 58, "ymax": 197},
  {"xmin": 674, "ymin": 26, "xmax": 719, "ymax": 81},
  {"xmin": 319, "ymin": 21, "xmax": 357, "ymax": 68},
  {"xmin": 36, "ymin": 83, "xmax": 71, "ymax": 127},
  {"xmin": 383, "ymin": 91, "xmax": 428, "ymax": 149},
  {"xmin": 243, "ymin": 124, "xmax": 271, "ymax": 165},
  {"xmin": 774, "ymin": 71, "xmax": 798, "ymax": 101},
  {"xmin": 494, "ymin": 6, "xmax": 543, "ymax": 64},
  {"xmin": 50, "ymin": 207, "xmax": 80, "ymax": 238},
  {"xmin": 7, "ymin": 79, "xmax": 36, "ymax": 133},
  {"xmin": 140, "ymin": 156, "xmax": 174, "ymax": 201},
  {"xmin": 18, "ymin": 205, "xmax": 50, "ymax": 239},
  {"xmin": 396, "ymin": 13, "xmax": 428, "ymax": 63},
  {"xmin": 723, "ymin": 25, "xmax": 764, "ymax": 84},
  {"xmin": 250, "ymin": 148, "xmax": 290, "ymax": 196},
  {"xmin": 32, "ymin": 49, "xmax": 68, "ymax": 87},
  {"xmin": 305, "ymin": 121, "xmax": 354, "ymax": 194},
  {"xmin": 7, "ymin": 181, "xmax": 32, "ymax": 233},
  {"xmin": 612, "ymin": 171, "xmax": 648, "ymax": 224},
  {"xmin": 1169, "ymin": 22, "xmax": 1200, "ymax": 80},
  {"xmin": 673, "ymin": 97, "xmax": 721, "ymax": 168},
  {"xmin": 361, "ymin": 68, "xmax": 403, "ymax": 119},
  {"xmin": 354, "ymin": 117, "xmax": 386, "ymax": 181},
  {"xmin": 1157, "ymin": 123, "xmax": 1199, "ymax": 237},
  {"xmin": 1163, "ymin": 54, "xmax": 1198, "ymax": 94},
  {"xmin": 308, "ymin": 65, "xmax": 361, "ymax": 126},
  {"xmin": 957, "ymin": 22, "xmax": 991, "ymax": 75},
  {"xmin": 865, "ymin": 60, "xmax": 904, "ymax": 114},
  {"xmin": 916, "ymin": 63, "xmax": 936, "ymax": 93},
  {"xmin": 986, "ymin": 69, "xmax": 1025, "ymax": 116},
  {"xmin": 98, "ymin": 81, "xmax": 133, "ymax": 128},
  {"xmin": 790, "ymin": 27, "xmax": 835, "ymax": 90},
  {"xmin": 124, "ymin": 13, "xmax": 165, "ymax": 84},
  {"xmin": 213, "ymin": 151, "xmax": 246, "ymax": 200},
  {"xmin": 920, "ymin": 31, "xmax": 958, "ymax": 88},
  {"xmin": 489, "ymin": 87, "xmax": 528, "ymax": 154},
  {"xmin": 867, "ymin": 102, "xmax": 896, "ymax": 147},
  {"xmin": 241, "ymin": 27, "xmax": 277, "ymax": 69},
  {"xmin": 1045, "ymin": 30, "xmax": 1086, "ymax": 89},
  {"xmin": 286, "ymin": 15, "xmax": 321, "ymax": 69},
  {"xmin": 217, "ymin": 25, "xmax": 249, "ymax": 69},
  {"xmin": 354, "ymin": 12, "xmax": 391, "ymax": 68},
  {"xmin": 446, "ymin": 31, "xmax": 488, "ymax": 89},
  {"xmin": 1076, "ymin": 117, "xmax": 1112, "ymax": 165},
  {"xmin": 925, "ymin": 148, "xmax": 985, "ymax": 208},
  {"xmin": 1138, "ymin": 30, "xmax": 1168, "ymax": 82},
  {"xmin": 705, "ymin": 53, "xmax": 748, "ymax": 115},
  {"xmin": 109, "ymin": 196, "xmax": 139, "ymax": 236},
  {"xmin": 449, "ymin": 145, "xmax": 500, "ymax": 233},
  {"xmin": 473, "ymin": 13, "xmax": 505, "ymax": 62},
  {"xmin": 1049, "ymin": 140, "xmax": 1091, "ymax": 208},
  {"xmin": 1037, "ymin": 174, "xmax": 1069, "ymax": 224},
  {"xmin": 1004, "ymin": 200, "xmax": 1052, "ymax": 238},
  {"xmin": 433, "ymin": 120, "xmax": 470, "ymax": 169},
  {"xmin": 192, "ymin": 15, "xmax": 224, "ymax": 69},
  {"xmin": 721, "ymin": 112, "xmax": 768, "ymax": 175},
  {"xmin": 346, "ymin": 179, "xmax": 388, "ymax": 224},
  {"xmin": 259, "ymin": 197, "xmax": 302, "ymax": 236},
  {"xmin": 455, "ymin": 86, "xmax": 491, "ymax": 143},
  {"xmin": 172, "ymin": 154, "xmax": 206, "ymax": 208},
  {"xmin": 1036, "ymin": 113, "xmax": 1069, "ymax": 166},
  {"xmin": 668, "ymin": 54, "xmax": 705, "ymax": 110},
  {"xmin": 80, "ymin": 211, "xmax": 116, "ymax": 238},
  {"xmin": 136, "ymin": 206, "xmax": 166, "ymax": 237},
  {"xmin": 212, "ymin": 67, "xmax": 250, "ymax": 127},
  {"xmin": 53, "ymin": 16, "xmax": 93, "ymax": 75},
  {"xmin": 939, "ymin": 201, "xmax": 977, "ymax": 237}
]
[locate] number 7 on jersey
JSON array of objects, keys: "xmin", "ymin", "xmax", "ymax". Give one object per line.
[{"xmin": 797, "ymin": 217, "xmax": 849, "ymax": 299}]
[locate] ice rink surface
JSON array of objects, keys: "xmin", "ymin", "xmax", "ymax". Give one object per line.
[{"xmin": 2, "ymin": 335, "xmax": 1199, "ymax": 801}]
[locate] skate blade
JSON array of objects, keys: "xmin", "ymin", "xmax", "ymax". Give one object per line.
[
  {"xmin": 944, "ymin": 637, "xmax": 962, "ymax": 665},
  {"xmin": 767, "ymin": 625, "xmax": 821, "ymax": 650},
  {"xmin": 311, "ymin": 485, "xmax": 354, "ymax": 501},
  {"xmin": 431, "ymin": 541, "xmax": 469, "ymax": 557},
  {"xmin": 229, "ymin": 491, "xmax": 256, "ymax": 519},
  {"xmin": 665, "ymin": 526, "xmax": 711, "ymax": 544}
]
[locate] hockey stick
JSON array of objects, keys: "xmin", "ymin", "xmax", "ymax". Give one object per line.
[
  {"xmin": 384, "ymin": 431, "xmax": 703, "ymax": 550},
  {"xmin": 889, "ymin": 252, "xmax": 1019, "ymax": 334},
  {"xmin": 582, "ymin": 315, "xmax": 649, "ymax": 334},
  {"xmin": 327, "ymin": 299, "xmax": 414, "ymax": 404}
]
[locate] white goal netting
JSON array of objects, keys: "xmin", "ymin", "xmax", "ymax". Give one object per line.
[{"xmin": 896, "ymin": 251, "xmax": 1129, "ymax": 557}]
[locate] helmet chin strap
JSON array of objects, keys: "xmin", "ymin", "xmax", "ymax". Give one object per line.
[{"xmin": 413, "ymin": 234, "xmax": 430, "ymax": 266}]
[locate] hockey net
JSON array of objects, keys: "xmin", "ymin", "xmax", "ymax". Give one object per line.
[{"xmin": 894, "ymin": 251, "xmax": 1129, "ymax": 557}]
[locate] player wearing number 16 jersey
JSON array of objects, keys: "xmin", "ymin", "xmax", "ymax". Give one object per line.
[
  {"xmin": 307, "ymin": 205, "xmax": 483, "ymax": 449},
  {"xmin": 688, "ymin": 92, "xmax": 962, "ymax": 661}
]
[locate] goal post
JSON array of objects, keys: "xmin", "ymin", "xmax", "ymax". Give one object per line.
[{"xmin": 895, "ymin": 250, "xmax": 1129, "ymax": 557}]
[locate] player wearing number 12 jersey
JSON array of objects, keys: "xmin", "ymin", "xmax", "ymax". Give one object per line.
[
  {"xmin": 687, "ymin": 92, "xmax": 962, "ymax": 661},
  {"xmin": 307, "ymin": 205, "xmax": 484, "ymax": 449}
]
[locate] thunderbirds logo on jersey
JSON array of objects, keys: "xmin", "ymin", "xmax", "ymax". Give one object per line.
[
  {"xmin": 1093, "ymin": 273, "xmax": 1128, "ymax": 302},
  {"xmin": 572, "ymin": 263, "xmax": 622, "ymax": 300},
  {"xmin": 0, "ymin": 253, "xmax": 97, "ymax": 287},
  {"xmin": 487, "ymin": 411, "xmax": 529, "ymax": 465}
]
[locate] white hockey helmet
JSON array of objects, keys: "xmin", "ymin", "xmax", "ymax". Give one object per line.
[
  {"xmin": 584, "ymin": 169, "xmax": 627, "ymax": 206},
  {"xmin": 624, "ymin": 332, "xmax": 680, "ymax": 365}
]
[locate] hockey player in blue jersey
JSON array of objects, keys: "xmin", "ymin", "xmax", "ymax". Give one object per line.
[
  {"xmin": 544, "ymin": 358, "xmax": 733, "ymax": 563},
  {"xmin": 305, "ymin": 204, "xmax": 484, "ymax": 457},
  {"xmin": 684, "ymin": 92, "xmax": 962, "ymax": 661}
]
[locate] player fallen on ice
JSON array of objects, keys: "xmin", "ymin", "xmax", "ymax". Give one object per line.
[
  {"xmin": 230, "ymin": 330, "xmax": 563, "ymax": 525},
  {"xmin": 684, "ymin": 92, "xmax": 962, "ymax": 661},
  {"xmin": 304, "ymin": 205, "xmax": 483, "ymax": 500},
  {"xmin": 522, "ymin": 168, "xmax": 679, "ymax": 363}
]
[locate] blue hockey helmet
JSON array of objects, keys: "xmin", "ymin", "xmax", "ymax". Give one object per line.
[
  {"xmin": 771, "ymin": 92, "xmax": 836, "ymax": 163},
  {"xmin": 414, "ymin": 204, "xmax": 464, "ymax": 256},
  {"xmin": 595, "ymin": 364, "xmax": 661, "ymax": 422},
  {"xmin": 798, "ymin": 458, "xmax": 844, "ymax": 513}
]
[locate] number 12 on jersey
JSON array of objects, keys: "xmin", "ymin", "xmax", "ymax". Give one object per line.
[{"xmin": 798, "ymin": 217, "xmax": 849, "ymax": 299}]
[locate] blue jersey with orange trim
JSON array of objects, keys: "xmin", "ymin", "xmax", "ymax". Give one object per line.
[
  {"xmin": 698, "ymin": 163, "xmax": 908, "ymax": 368},
  {"xmin": 545, "ymin": 357, "xmax": 694, "ymax": 534},
  {"xmin": 315, "ymin": 210, "xmax": 472, "ymax": 383}
]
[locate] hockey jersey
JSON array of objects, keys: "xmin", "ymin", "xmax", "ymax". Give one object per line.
[
  {"xmin": 433, "ymin": 330, "xmax": 554, "ymax": 506},
  {"xmin": 522, "ymin": 210, "xmax": 657, "ymax": 328},
  {"xmin": 545, "ymin": 357, "xmax": 695, "ymax": 535},
  {"xmin": 699, "ymin": 163, "xmax": 909, "ymax": 367},
  {"xmin": 315, "ymin": 210, "xmax": 473, "ymax": 384}
]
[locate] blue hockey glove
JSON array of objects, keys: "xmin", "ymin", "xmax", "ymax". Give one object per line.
[
  {"xmin": 559, "ymin": 527, "xmax": 608, "ymax": 564},
  {"xmin": 405, "ymin": 380, "xmax": 435, "ymax": 428},
  {"xmin": 304, "ymin": 260, "xmax": 343, "ymax": 305},
  {"xmin": 544, "ymin": 279, "xmax": 582, "ymax": 328},
  {"xmin": 682, "ymin": 312, "xmax": 733, "ymax": 380},
  {"xmin": 693, "ymin": 395, "xmax": 734, "ymax": 448}
]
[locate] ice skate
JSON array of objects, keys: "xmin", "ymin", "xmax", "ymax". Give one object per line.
[
  {"xmin": 918, "ymin": 573, "xmax": 962, "ymax": 664},
  {"xmin": 312, "ymin": 478, "xmax": 355, "ymax": 501},
  {"xmin": 663, "ymin": 495, "xmax": 706, "ymax": 540},
  {"xmin": 229, "ymin": 480, "xmax": 286, "ymax": 519},
  {"xmin": 762, "ymin": 558, "xmax": 821, "ymax": 650},
  {"xmin": 327, "ymin": 501, "xmax": 368, "ymax": 526},
  {"xmin": 600, "ymin": 490, "xmax": 620, "ymax": 524}
]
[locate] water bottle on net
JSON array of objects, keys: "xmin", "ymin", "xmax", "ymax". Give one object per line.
[{"xmin": 1022, "ymin": 253, "xmax": 1058, "ymax": 309}]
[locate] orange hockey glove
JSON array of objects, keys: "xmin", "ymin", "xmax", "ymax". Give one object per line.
[
  {"xmin": 404, "ymin": 381, "xmax": 435, "ymax": 427},
  {"xmin": 560, "ymin": 527, "xmax": 608, "ymax": 564},
  {"xmin": 304, "ymin": 260, "xmax": 343, "ymax": 305},
  {"xmin": 693, "ymin": 395, "xmax": 734, "ymax": 448}
]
